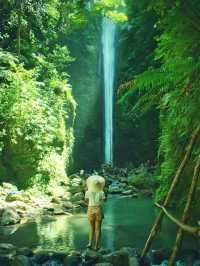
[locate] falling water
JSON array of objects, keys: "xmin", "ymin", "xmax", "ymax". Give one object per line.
[{"xmin": 102, "ymin": 17, "xmax": 116, "ymax": 164}]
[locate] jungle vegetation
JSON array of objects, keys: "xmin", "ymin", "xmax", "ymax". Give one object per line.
[{"xmin": 0, "ymin": 0, "xmax": 200, "ymax": 212}]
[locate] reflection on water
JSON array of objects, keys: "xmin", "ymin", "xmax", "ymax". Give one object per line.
[{"xmin": 0, "ymin": 196, "xmax": 198, "ymax": 252}]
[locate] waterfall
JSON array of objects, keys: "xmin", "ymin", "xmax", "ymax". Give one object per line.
[{"xmin": 102, "ymin": 17, "xmax": 116, "ymax": 165}]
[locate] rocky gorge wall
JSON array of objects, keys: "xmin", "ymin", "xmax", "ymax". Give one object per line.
[{"xmin": 68, "ymin": 18, "xmax": 103, "ymax": 171}]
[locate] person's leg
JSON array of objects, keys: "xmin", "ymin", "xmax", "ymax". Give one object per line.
[
  {"xmin": 87, "ymin": 218, "xmax": 95, "ymax": 248},
  {"xmin": 95, "ymin": 219, "xmax": 102, "ymax": 250}
]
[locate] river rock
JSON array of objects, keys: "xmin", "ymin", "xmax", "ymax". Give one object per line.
[
  {"xmin": 108, "ymin": 186, "xmax": 123, "ymax": 194},
  {"xmin": 121, "ymin": 190, "xmax": 132, "ymax": 195},
  {"xmin": 62, "ymin": 201, "xmax": 74, "ymax": 210},
  {"xmin": 71, "ymin": 192, "xmax": 84, "ymax": 201},
  {"xmin": 51, "ymin": 251, "xmax": 69, "ymax": 261},
  {"xmin": 83, "ymin": 249, "xmax": 101, "ymax": 264},
  {"xmin": 100, "ymin": 249, "xmax": 112, "ymax": 255},
  {"xmin": 5, "ymin": 193, "xmax": 23, "ymax": 202},
  {"xmin": 0, "ymin": 255, "xmax": 11, "ymax": 266},
  {"xmin": 17, "ymin": 247, "xmax": 33, "ymax": 257},
  {"xmin": 53, "ymin": 205, "xmax": 66, "ymax": 215},
  {"xmin": 95, "ymin": 263, "xmax": 113, "ymax": 266},
  {"xmin": 0, "ymin": 243, "xmax": 16, "ymax": 257},
  {"xmin": 194, "ymin": 260, "xmax": 200, "ymax": 266},
  {"xmin": 2, "ymin": 182, "xmax": 17, "ymax": 190},
  {"xmin": 1, "ymin": 207, "xmax": 20, "ymax": 225},
  {"xmin": 63, "ymin": 251, "xmax": 82, "ymax": 266},
  {"xmin": 149, "ymin": 249, "xmax": 166, "ymax": 265},
  {"xmin": 129, "ymin": 256, "xmax": 139, "ymax": 266},
  {"xmin": 102, "ymin": 250, "xmax": 129, "ymax": 266},
  {"xmin": 11, "ymin": 255, "xmax": 31, "ymax": 266},
  {"xmin": 32, "ymin": 251, "xmax": 50, "ymax": 264}
]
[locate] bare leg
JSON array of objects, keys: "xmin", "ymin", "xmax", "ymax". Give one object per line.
[
  {"xmin": 87, "ymin": 219, "xmax": 95, "ymax": 247},
  {"xmin": 95, "ymin": 219, "xmax": 102, "ymax": 250}
]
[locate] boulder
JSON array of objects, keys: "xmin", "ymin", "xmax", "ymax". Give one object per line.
[
  {"xmin": 71, "ymin": 192, "xmax": 84, "ymax": 202},
  {"xmin": 62, "ymin": 201, "xmax": 74, "ymax": 210},
  {"xmin": 121, "ymin": 190, "xmax": 132, "ymax": 196},
  {"xmin": 149, "ymin": 249, "xmax": 166, "ymax": 265},
  {"xmin": 0, "ymin": 255, "xmax": 11, "ymax": 266},
  {"xmin": 95, "ymin": 263, "xmax": 113, "ymax": 266},
  {"xmin": 83, "ymin": 249, "xmax": 101, "ymax": 264},
  {"xmin": 51, "ymin": 251, "xmax": 69, "ymax": 261},
  {"xmin": 194, "ymin": 260, "xmax": 200, "ymax": 266},
  {"xmin": 32, "ymin": 251, "xmax": 50, "ymax": 264},
  {"xmin": 102, "ymin": 250, "xmax": 129, "ymax": 266},
  {"xmin": 108, "ymin": 186, "xmax": 123, "ymax": 194},
  {"xmin": 63, "ymin": 251, "xmax": 82, "ymax": 266},
  {"xmin": 2, "ymin": 183, "xmax": 17, "ymax": 190},
  {"xmin": 17, "ymin": 247, "xmax": 33, "ymax": 257},
  {"xmin": 5, "ymin": 193, "xmax": 23, "ymax": 202},
  {"xmin": 0, "ymin": 243, "xmax": 16, "ymax": 257},
  {"xmin": 1, "ymin": 207, "xmax": 20, "ymax": 226},
  {"xmin": 53, "ymin": 205, "xmax": 66, "ymax": 215},
  {"xmin": 11, "ymin": 255, "xmax": 31, "ymax": 266}
]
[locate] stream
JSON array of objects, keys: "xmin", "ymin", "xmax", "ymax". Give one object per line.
[{"xmin": 0, "ymin": 196, "xmax": 198, "ymax": 254}]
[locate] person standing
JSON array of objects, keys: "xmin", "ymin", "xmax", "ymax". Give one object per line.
[{"xmin": 85, "ymin": 175, "xmax": 106, "ymax": 251}]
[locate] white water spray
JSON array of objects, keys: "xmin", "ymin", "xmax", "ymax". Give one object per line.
[{"xmin": 102, "ymin": 17, "xmax": 116, "ymax": 164}]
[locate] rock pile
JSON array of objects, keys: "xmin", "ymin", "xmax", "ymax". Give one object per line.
[{"xmin": 0, "ymin": 243, "xmax": 139, "ymax": 266}]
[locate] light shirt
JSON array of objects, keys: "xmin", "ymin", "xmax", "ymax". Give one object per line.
[{"xmin": 85, "ymin": 190, "xmax": 105, "ymax": 206}]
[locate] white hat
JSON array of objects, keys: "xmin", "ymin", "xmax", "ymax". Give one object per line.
[{"xmin": 86, "ymin": 175, "xmax": 105, "ymax": 192}]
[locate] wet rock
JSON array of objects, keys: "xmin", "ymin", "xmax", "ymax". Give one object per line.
[
  {"xmin": 2, "ymin": 182, "xmax": 17, "ymax": 190},
  {"xmin": 51, "ymin": 251, "xmax": 69, "ymax": 261},
  {"xmin": 100, "ymin": 249, "xmax": 112, "ymax": 255},
  {"xmin": 121, "ymin": 190, "xmax": 132, "ymax": 196},
  {"xmin": 69, "ymin": 174, "xmax": 80, "ymax": 180},
  {"xmin": 17, "ymin": 247, "xmax": 33, "ymax": 257},
  {"xmin": 33, "ymin": 251, "xmax": 50, "ymax": 264},
  {"xmin": 71, "ymin": 192, "xmax": 84, "ymax": 201},
  {"xmin": 1, "ymin": 207, "xmax": 20, "ymax": 225},
  {"xmin": 0, "ymin": 243, "xmax": 16, "ymax": 257},
  {"xmin": 95, "ymin": 263, "xmax": 113, "ymax": 266},
  {"xmin": 53, "ymin": 205, "xmax": 66, "ymax": 215},
  {"xmin": 51, "ymin": 197, "xmax": 61, "ymax": 204},
  {"xmin": 0, "ymin": 224, "xmax": 20, "ymax": 236},
  {"xmin": 62, "ymin": 201, "xmax": 74, "ymax": 210},
  {"xmin": 0, "ymin": 255, "xmax": 11, "ymax": 266},
  {"xmin": 102, "ymin": 250, "xmax": 129, "ymax": 266},
  {"xmin": 108, "ymin": 186, "xmax": 123, "ymax": 194},
  {"xmin": 149, "ymin": 249, "xmax": 166, "ymax": 265},
  {"xmin": 129, "ymin": 256, "xmax": 139, "ymax": 266},
  {"xmin": 194, "ymin": 260, "xmax": 200, "ymax": 266},
  {"xmin": 76, "ymin": 200, "xmax": 87, "ymax": 207},
  {"xmin": 11, "ymin": 255, "xmax": 31, "ymax": 266},
  {"xmin": 139, "ymin": 189, "xmax": 153, "ymax": 197},
  {"xmin": 63, "ymin": 251, "xmax": 82, "ymax": 266},
  {"xmin": 83, "ymin": 249, "xmax": 101, "ymax": 264},
  {"xmin": 5, "ymin": 193, "xmax": 23, "ymax": 202}
]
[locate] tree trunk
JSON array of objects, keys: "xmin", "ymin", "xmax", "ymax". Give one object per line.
[
  {"xmin": 141, "ymin": 123, "xmax": 200, "ymax": 258},
  {"xmin": 168, "ymin": 156, "xmax": 200, "ymax": 266},
  {"xmin": 17, "ymin": 0, "xmax": 22, "ymax": 56}
]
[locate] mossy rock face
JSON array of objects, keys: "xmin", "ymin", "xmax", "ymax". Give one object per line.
[{"xmin": 68, "ymin": 19, "xmax": 102, "ymax": 171}]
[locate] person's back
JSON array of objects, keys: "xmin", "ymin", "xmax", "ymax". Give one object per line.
[
  {"xmin": 85, "ymin": 190, "xmax": 105, "ymax": 207},
  {"xmin": 85, "ymin": 175, "xmax": 105, "ymax": 250}
]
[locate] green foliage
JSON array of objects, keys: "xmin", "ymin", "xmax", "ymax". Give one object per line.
[
  {"xmin": 119, "ymin": 0, "xmax": 200, "ymax": 206},
  {"xmin": 128, "ymin": 164, "xmax": 158, "ymax": 190},
  {"xmin": 0, "ymin": 50, "xmax": 76, "ymax": 189}
]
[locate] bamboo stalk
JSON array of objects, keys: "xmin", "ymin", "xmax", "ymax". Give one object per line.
[
  {"xmin": 168, "ymin": 156, "xmax": 200, "ymax": 266},
  {"xmin": 155, "ymin": 202, "xmax": 200, "ymax": 237},
  {"xmin": 17, "ymin": 0, "xmax": 22, "ymax": 56},
  {"xmin": 141, "ymin": 123, "xmax": 200, "ymax": 259}
]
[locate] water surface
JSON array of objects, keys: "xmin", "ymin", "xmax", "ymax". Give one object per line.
[{"xmin": 0, "ymin": 196, "xmax": 198, "ymax": 252}]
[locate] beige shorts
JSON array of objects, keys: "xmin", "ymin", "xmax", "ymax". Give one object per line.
[{"xmin": 87, "ymin": 206, "xmax": 104, "ymax": 221}]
